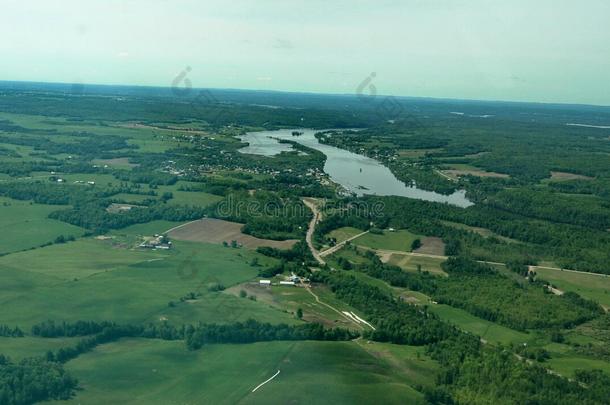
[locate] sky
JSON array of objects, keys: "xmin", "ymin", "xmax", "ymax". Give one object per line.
[{"xmin": 1, "ymin": 0, "xmax": 609, "ymax": 105}]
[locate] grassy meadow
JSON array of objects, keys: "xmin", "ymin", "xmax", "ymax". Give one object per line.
[
  {"xmin": 0, "ymin": 197, "xmax": 85, "ymax": 255},
  {"xmin": 0, "ymin": 239, "xmax": 293, "ymax": 328},
  {"xmin": 58, "ymin": 339, "xmax": 428, "ymax": 405}
]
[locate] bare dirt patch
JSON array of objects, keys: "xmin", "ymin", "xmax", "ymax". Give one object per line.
[
  {"xmin": 106, "ymin": 203, "xmax": 144, "ymax": 213},
  {"xmin": 414, "ymin": 237, "xmax": 445, "ymax": 256},
  {"xmin": 549, "ymin": 171, "xmax": 593, "ymax": 181},
  {"xmin": 120, "ymin": 123, "xmax": 210, "ymax": 136},
  {"xmin": 92, "ymin": 157, "xmax": 138, "ymax": 168},
  {"xmin": 442, "ymin": 169, "xmax": 508, "ymax": 179},
  {"xmin": 167, "ymin": 218, "xmax": 298, "ymax": 249}
]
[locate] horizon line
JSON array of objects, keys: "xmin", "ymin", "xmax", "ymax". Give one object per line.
[{"xmin": 1, "ymin": 78, "xmax": 609, "ymax": 110}]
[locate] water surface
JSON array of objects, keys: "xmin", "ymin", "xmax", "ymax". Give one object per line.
[{"xmin": 238, "ymin": 129, "xmax": 473, "ymax": 208}]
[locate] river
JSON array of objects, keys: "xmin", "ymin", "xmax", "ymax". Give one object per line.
[{"xmin": 237, "ymin": 129, "xmax": 473, "ymax": 208}]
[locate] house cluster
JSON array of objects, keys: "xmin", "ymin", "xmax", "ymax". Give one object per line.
[{"xmin": 139, "ymin": 234, "xmax": 172, "ymax": 250}]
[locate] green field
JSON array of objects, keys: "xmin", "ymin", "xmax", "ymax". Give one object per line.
[
  {"xmin": 429, "ymin": 304, "xmax": 531, "ymax": 345},
  {"xmin": 110, "ymin": 220, "xmax": 185, "ymax": 236},
  {"xmin": 167, "ymin": 190, "xmax": 223, "ymax": 207},
  {"xmin": 327, "ymin": 226, "xmax": 363, "ymax": 244},
  {"xmin": 59, "ymin": 338, "xmax": 428, "ymax": 404},
  {"xmin": 547, "ymin": 355, "xmax": 610, "ymax": 378},
  {"xmin": 0, "ymin": 239, "xmax": 291, "ymax": 328},
  {"xmin": 385, "ymin": 253, "xmax": 446, "ymax": 275},
  {"xmin": 352, "ymin": 230, "xmax": 419, "ymax": 252},
  {"xmin": 0, "ymin": 197, "xmax": 85, "ymax": 255},
  {"xmin": 534, "ymin": 268, "xmax": 610, "ymax": 308},
  {"xmin": 0, "ymin": 336, "xmax": 83, "ymax": 361},
  {"xmin": 233, "ymin": 283, "xmax": 364, "ymax": 329}
]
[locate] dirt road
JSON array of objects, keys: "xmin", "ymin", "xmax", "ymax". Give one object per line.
[
  {"xmin": 319, "ymin": 230, "xmax": 370, "ymax": 258},
  {"xmin": 305, "ymin": 287, "xmax": 363, "ymax": 329},
  {"xmin": 302, "ymin": 198, "xmax": 325, "ymax": 265}
]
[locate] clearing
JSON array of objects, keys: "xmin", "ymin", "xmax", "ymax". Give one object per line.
[
  {"xmin": 440, "ymin": 164, "xmax": 509, "ymax": 180},
  {"xmin": 533, "ymin": 267, "xmax": 610, "ymax": 309},
  {"xmin": 414, "ymin": 236, "xmax": 445, "ymax": 256},
  {"xmin": 548, "ymin": 171, "xmax": 594, "ymax": 181},
  {"xmin": 352, "ymin": 229, "xmax": 419, "ymax": 252}
]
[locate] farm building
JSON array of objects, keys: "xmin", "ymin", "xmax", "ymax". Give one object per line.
[
  {"xmin": 279, "ymin": 281, "xmax": 295, "ymax": 286},
  {"xmin": 259, "ymin": 280, "xmax": 271, "ymax": 286},
  {"xmin": 139, "ymin": 234, "xmax": 172, "ymax": 250}
]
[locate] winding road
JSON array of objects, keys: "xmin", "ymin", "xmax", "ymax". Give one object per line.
[{"xmin": 302, "ymin": 198, "xmax": 325, "ymax": 265}]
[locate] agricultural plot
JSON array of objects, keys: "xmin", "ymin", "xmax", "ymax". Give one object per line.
[
  {"xmin": 111, "ymin": 220, "xmax": 185, "ymax": 237},
  {"xmin": 429, "ymin": 304, "xmax": 531, "ymax": 345},
  {"xmin": 439, "ymin": 163, "xmax": 509, "ymax": 180},
  {"xmin": 62, "ymin": 339, "xmax": 427, "ymax": 404},
  {"xmin": 91, "ymin": 157, "xmax": 138, "ymax": 169},
  {"xmin": 166, "ymin": 190, "xmax": 222, "ymax": 207},
  {"xmin": 227, "ymin": 283, "xmax": 366, "ymax": 329},
  {"xmin": 548, "ymin": 171, "xmax": 594, "ymax": 182},
  {"xmin": 382, "ymin": 253, "xmax": 446, "ymax": 275},
  {"xmin": 413, "ymin": 237, "xmax": 446, "ymax": 256},
  {"xmin": 534, "ymin": 268, "xmax": 610, "ymax": 309},
  {"xmin": 0, "ymin": 336, "xmax": 82, "ymax": 361},
  {"xmin": 168, "ymin": 218, "xmax": 298, "ymax": 249},
  {"xmin": 352, "ymin": 229, "xmax": 419, "ymax": 252},
  {"xmin": 0, "ymin": 197, "xmax": 84, "ymax": 255},
  {"xmin": 0, "ymin": 240, "xmax": 287, "ymax": 328},
  {"xmin": 327, "ymin": 226, "xmax": 364, "ymax": 244}
]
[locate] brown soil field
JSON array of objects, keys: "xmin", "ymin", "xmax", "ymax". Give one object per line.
[
  {"xmin": 442, "ymin": 169, "xmax": 509, "ymax": 179},
  {"xmin": 414, "ymin": 237, "xmax": 446, "ymax": 256},
  {"xmin": 120, "ymin": 123, "xmax": 210, "ymax": 136},
  {"xmin": 106, "ymin": 203, "xmax": 143, "ymax": 213},
  {"xmin": 93, "ymin": 157, "xmax": 138, "ymax": 168},
  {"xmin": 167, "ymin": 218, "xmax": 298, "ymax": 249},
  {"xmin": 549, "ymin": 171, "xmax": 593, "ymax": 181}
]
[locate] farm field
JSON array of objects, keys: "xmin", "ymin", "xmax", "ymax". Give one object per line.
[
  {"xmin": 352, "ymin": 230, "xmax": 419, "ymax": 252},
  {"xmin": 168, "ymin": 218, "xmax": 298, "ymax": 249},
  {"xmin": 429, "ymin": 304, "xmax": 531, "ymax": 345},
  {"xmin": 534, "ymin": 268, "xmax": 610, "ymax": 309},
  {"xmin": 227, "ymin": 283, "xmax": 368, "ymax": 330},
  {"xmin": 59, "ymin": 339, "xmax": 427, "ymax": 405},
  {"xmin": 165, "ymin": 190, "xmax": 223, "ymax": 207},
  {"xmin": 547, "ymin": 355, "xmax": 610, "ymax": 378},
  {"xmin": 439, "ymin": 163, "xmax": 509, "ymax": 180},
  {"xmin": 0, "ymin": 197, "xmax": 84, "ymax": 255},
  {"xmin": 381, "ymin": 252, "xmax": 446, "ymax": 275},
  {"xmin": 413, "ymin": 236, "xmax": 445, "ymax": 256},
  {"xmin": 0, "ymin": 336, "xmax": 82, "ymax": 361},
  {"xmin": 327, "ymin": 226, "xmax": 363, "ymax": 244},
  {"xmin": 111, "ymin": 220, "xmax": 185, "ymax": 237},
  {"xmin": 0, "ymin": 240, "xmax": 287, "ymax": 328}
]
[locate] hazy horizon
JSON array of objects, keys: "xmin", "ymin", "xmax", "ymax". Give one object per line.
[{"xmin": 2, "ymin": 0, "xmax": 609, "ymax": 106}]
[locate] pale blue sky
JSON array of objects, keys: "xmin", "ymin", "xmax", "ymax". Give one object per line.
[{"xmin": 1, "ymin": 0, "xmax": 609, "ymax": 105}]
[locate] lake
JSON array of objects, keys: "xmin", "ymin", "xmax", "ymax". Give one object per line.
[{"xmin": 237, "ymin": 129, "xmax": 473, "ymax": 208}]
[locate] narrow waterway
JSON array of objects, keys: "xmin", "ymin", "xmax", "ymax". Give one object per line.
[{"xmin": 238, "ymin": 129, "xmax": 473, "ymax": 208}]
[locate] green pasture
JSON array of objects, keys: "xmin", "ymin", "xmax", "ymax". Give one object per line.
[{"xmin": 60, "ymin": 339, "xmax": 426, "ymax": 404}]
